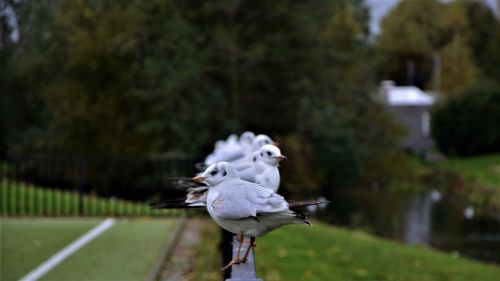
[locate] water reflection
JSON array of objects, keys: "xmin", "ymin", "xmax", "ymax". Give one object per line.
[
  {"xmin": 320, "ymin": 188, "xmax": 500, "ymax": 264},
  {"xmin": 404, "ymin": 193, "xmax": 431, "ymax": 245}
]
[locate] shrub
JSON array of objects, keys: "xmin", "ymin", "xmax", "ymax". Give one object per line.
[{"xmin": 431, "ymin": 80, "xmax": 500, "ymax": 156}]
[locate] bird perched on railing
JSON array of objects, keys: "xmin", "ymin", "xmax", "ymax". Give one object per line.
[
  {"xmin": 189, "ymin": 162, "xmax": 327, "ymax": 271},
  {"xmin": 151, "ymin": 131, "xmax": 328, "ymax": 271}
]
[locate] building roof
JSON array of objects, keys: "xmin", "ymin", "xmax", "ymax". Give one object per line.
[{"xmin": 384, "ymin": 85, "xmax": 435, "ymax": 106}]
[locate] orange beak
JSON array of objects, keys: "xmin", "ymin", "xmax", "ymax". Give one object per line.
[
  {"xmin": 272, "ymin": 141, "xmax": 280, "ymax": 147},
  {"xmin": 275, "ymin": 155, "xmax": 287, "ymax": 161},
  {"xmin": 192, "ymin": 175, "xmax": 205, "ymax": 183}
]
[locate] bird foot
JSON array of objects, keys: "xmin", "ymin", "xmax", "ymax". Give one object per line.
[{"xmin": 220, "ymin": 258, "xmax": 240, "ymax": 272}]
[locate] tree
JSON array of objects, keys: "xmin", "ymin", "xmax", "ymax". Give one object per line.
[
  {"xmin": 376, "ymin": 0, "xmax": 446, "ymax": 88},
  {"xmin": 432, "ymin": 80, "xmax": 500, "ymax": 156},
  {"xmin": 2, "ymin": 0, "xmax": 408, "ymax": 196}
]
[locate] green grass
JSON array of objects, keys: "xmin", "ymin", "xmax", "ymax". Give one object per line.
[
  {"xmin": 190, "ymin": 220, "xmax": 500, "ymax": 281},
  {"xmin": 41, "ymin": 219, "xmax": 178, "ymax": 281},
  {"xmin": 255, "ymin": 223, "xmax": 500, "ymax": 281},
  {"xmin": 436, "ymin": 154, "xmax": 500, "ymax": 188},
  {"xmin": 0, "ymin": 218, "xmax": 179, "ymax": 281},
  {"xmin": 0, "ymin": 218, "xmax": 102, "ymax": 281}
]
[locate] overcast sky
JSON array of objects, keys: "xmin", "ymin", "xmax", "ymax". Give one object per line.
[{"xmin": 365, "ymin": 0, "xmax": 499, "ymax": 36}]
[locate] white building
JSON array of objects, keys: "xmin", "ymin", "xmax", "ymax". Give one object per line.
[{"xmin": 380, "ymin": 81, "xmax": 435, "ymax": 153}]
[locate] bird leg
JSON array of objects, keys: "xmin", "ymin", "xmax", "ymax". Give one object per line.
[
  {"xmin": 240, "ymin": 237, "xmax": 255, "ymax": 263},
  {"xmin": 220, "ymin": 233, "xmax": 243, "ymax": 272}
]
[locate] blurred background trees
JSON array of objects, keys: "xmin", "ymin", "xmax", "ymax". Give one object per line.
[{"xmin": 1, "ymin": 0, "xmax": 499, "ymax": 198}]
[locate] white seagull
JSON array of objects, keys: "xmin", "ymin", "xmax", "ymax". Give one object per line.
[
  {"xmin": 203, "ymin": 134, "xmax": 244, "ymax": 167},
  {"xmin": 195, "ymin": 162, "xmax": 326, "ymax": 271},
  {"xmin": 231, "ymin": 134, "xmax": 277, "ymax": 171},
  {"xmin": 238, "ymin": 144, "xmax": 285, "ymax": 192}
]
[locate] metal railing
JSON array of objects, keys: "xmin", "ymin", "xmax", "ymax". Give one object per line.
[
  {"xmin": 226, "ymin": 236, "xmax": 263, "ymax": 281},
  {"xmin": 2, "ymin": 155, "xmax": 195, "ymax": 201}
]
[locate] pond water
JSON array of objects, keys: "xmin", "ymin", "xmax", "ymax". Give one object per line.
[{"xmin": 319, "ymin": 188, "xmax": 500, "ymax": 264}]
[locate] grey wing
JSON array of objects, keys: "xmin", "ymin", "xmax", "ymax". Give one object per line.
[
  {"xmin": 210, "ymin": 190, "xmax": 256, "ymax": 220},
  {"xmin": 244, "ymin": 185, "xmax": 288, "ymax": 214}
]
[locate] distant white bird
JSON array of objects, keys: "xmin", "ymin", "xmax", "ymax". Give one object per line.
[
  {"xmin": 204, "ymin": 134, "xmax": 244, "ymax": 167},
  {"xmin": 195, "ymin": 162, "xmax": 326, "ymax": 271},
  {"xmin": 231, "ymin": 134, "xmax": 276, "ymax": 170},
  {"xmin": 239, "ymin": 131, "xmax": 255, "ymax": 154}
]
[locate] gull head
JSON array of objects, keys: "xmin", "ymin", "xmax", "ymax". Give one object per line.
[
  {"xmin": 194, "ymin": 162, "xmax": 239, "ymax": 187},
  {"xmin": 239, "ymin": 131, "xmax": 255, "ymax": 147},
  {"xmin": 259, "ymin": 144, "xmax": 286, "ymax": 166},
  {"xmin": 252, "ymin": 134, "xmax": 275, "ymax": 151},
  {"xmin": 226, "ymin": 134, "xmax": 239, "ymax": 144}
]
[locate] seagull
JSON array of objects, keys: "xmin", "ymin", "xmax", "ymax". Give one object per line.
[
  {"xmin": 203, "ymin": 134, "xmax": 244, "ymax": 167},
  {"xmin": 194, "ymin": 162, "xmax": 326, "ymax": 271},
  {"xmin": 199, "ymin": 131, "xmax": 257, "ymax": 170},
  {"xmin": 238, "ymin": 144, "xmax": 285, "ymax": 192},
  {"xmin": 153, "ymin": 145, "xmax": 286, "ymax": 209},
  {"xmin": 231, "ymin": 134, "xmax": 277, "ymax": 171}
]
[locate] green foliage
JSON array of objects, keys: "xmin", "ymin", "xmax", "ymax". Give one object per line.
[
  {"xmin": 431, "ymin": 80, "xmax": 500, "ymax": 156},
  {"xmin": 2, "ymin": 0, "xmax": 408, "ymax": 194},
  {"xmin": 376, "ymin": 0, "xmax": 499, "ymax": 94},
  {"xmin": 483, "ymin": 24, "xmax": 500, "ymax": 82},
  {"xmin": 376, "ymin": 0, "xmax": 446, "ymax": 88}
]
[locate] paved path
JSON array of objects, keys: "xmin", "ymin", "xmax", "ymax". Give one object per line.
[{"xmin": 158, "ymin": 219, "xmax": 203, "ymax": 281}]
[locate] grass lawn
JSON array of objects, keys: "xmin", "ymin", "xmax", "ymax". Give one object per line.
[
  {"xmin": 1, "ymin": 218, "xmax": 179, "ymax": 281},
  {"xmin": 0, "ymin": 218, "xmax": 101, "ymax": 281},
  {"xmin": 436, "ymin": 153, "xmax": 500, "ymax": 188},
  {"xmin": 189, "ymin": 220, "xmax": 500, "ymax": 281}
]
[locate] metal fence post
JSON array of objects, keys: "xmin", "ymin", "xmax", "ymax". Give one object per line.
[{"xmin": 225, "ymin": 236, "xmax": 263, "ymax": 281}]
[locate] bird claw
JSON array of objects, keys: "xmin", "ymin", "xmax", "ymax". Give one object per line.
[{"xmin": 220, "ymin": 259, "xmax": 240, "ymax": 272}]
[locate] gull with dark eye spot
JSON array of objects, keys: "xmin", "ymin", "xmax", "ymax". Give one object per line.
[
  {"xmin": 195, "ymin": 162, "xmax": 327, "ymax": 271},
  {"xmin": 237, "ymin": 144, "xmax": 285, "ymax": 192},
  {"xmin": 230, "ymin": 134, "xmax": 278, "ymax": 171}
]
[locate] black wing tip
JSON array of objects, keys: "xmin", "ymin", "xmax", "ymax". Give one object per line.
[
  {"xmin": 149, "ymin": 201, "xmax": 206, "ymax": 209},
  {"xmin": 288, "ymin": 200, "xmax": 331, "ymax": 209}
]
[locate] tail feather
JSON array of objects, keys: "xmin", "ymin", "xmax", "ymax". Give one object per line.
[
  {"xmin": 167, "ymin": 177, "xmax": 207, "ymax": 190},
  {"xmin": 292, "ymin": 209, "xmax": 312, "ymax": 225},
  {"xmin": 149, "ymin": 200, "xmax": 205, "ymax": 209},
  {"xmin": 288, "ymin": 200, "xmax": 330, "ymax": 210}
]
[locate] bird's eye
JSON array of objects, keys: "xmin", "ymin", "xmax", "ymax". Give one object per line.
[
  {"xmin": 267, "ymin": 151, "xmax": 272, "ymax": 156},
  {"xmin": 253, "ymin": 157, "xmax": 256, "ymax": 162},
  {"xmin": 266, "ymin": 140, "xmax": 270, "ymax": 144},
  {"xmin": 223, "ymin": 171, "xmax": 227, "ymax": 176},
  {"xmin": 210, "ymin": 170, "xmax": 218, "ymax": 176},
  {"xmin": 260, "ymin": 152, "xmax": 263, "ymax": 157}
]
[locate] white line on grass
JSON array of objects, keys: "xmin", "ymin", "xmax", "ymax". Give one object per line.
[{"xmin": 20, "ymin": 218, "xmax": 116, "ymax": 281}]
